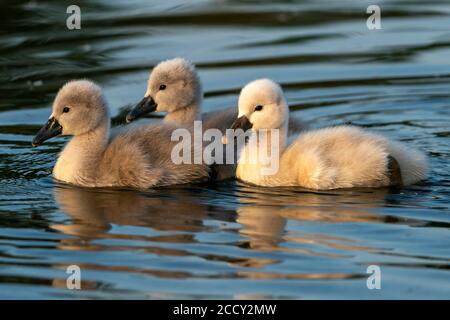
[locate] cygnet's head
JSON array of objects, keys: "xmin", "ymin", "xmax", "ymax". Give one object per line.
[
  {"xmin": 230, "ymin": 78, "xmax": 288, "ymax": 132},
  {"xmin": 32, "ymin": 80, "xmax": 108, "ymax": 146},
  {"xmin": 126, "ymin": 57, "xmax": 201, "ymax": 123}
]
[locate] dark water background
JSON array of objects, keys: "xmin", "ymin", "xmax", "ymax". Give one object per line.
[{"xmin": 0, "ymin": 0, "xmax": 449, "ymax": 299}]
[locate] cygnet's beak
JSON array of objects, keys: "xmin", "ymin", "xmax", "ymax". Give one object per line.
[
  {"xmin": 222, "ymin": 115, "xmax": 253, "ymax": 144},
  {"xmin": 126, "ymin": 96, "xmax": 157, "ymax": 123},
  {"xmin": 32, "ymin": 117, "xmax": 63, "ymax": 147},
  {"xmin": 230, "ymin": 115, "xmax": 253, "ymax": 131}
]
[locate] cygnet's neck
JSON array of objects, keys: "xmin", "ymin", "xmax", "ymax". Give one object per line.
[
  {"xmin": 70, "ymin": 120, "xmax": 110, "ymax": 154},
  {"xmin": 53, "ymin": 119, "xmax": 110, "ymax": 184},
  {"xmin": 240, "ymin": 120, "xmax": 289, "ymax": 159},
  {"xmin": 279, "ymin": 120, "xmax": 289, "ymax": 150},
  {"xmin": 236, "ymin": 121, "xmax": 289, "ymax": 183},
  {"xmin": 263, "ymin": 123, "xmax": 288, "ymax": 153},
  {"xmin": 164, "ymin": 100, "xmax": 201, "ymax": 127}
]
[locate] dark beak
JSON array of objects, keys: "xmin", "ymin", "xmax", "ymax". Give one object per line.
[
  {"xmin": 230, "ymin": 115, "xmax": 253, "ymax": 132},
  {"xmin": 126, "ymin": 96, "xmax": 157, "ymax": 123},
  {"xmin": 32, "ymin": 117, "xmax": 63, "ymax": 147}
]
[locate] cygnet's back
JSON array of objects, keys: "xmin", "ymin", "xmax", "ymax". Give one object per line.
[
  {"xmin": 102, "ymin": 123, "xmax": 211, "ymax": 188},
  {"xmin": 282, "ymin": 125, "xmax": 427, "ymax": 189}
]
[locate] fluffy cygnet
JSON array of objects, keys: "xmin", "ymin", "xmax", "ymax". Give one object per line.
[
  {"xmin": 230, "ymin": 78, "xmax": 427, "ymax": 189},
  {"xmin": 32, "ymin": 80, "xmax": 210, "ymax": 189}
]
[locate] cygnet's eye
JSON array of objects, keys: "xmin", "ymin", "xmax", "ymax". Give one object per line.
[
  {"xmin": 254, "ymin": 105, "xmax": 263, "ymax": 111},
  {"xmin": 159, "ymin": 84, "xmax": 166, "ymax": 91},
  {"xmin": 63, "ymin": 107, "xmax": 70, "ymax": 113}
]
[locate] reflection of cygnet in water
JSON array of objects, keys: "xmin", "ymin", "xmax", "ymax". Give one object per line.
[
  {"xmin": 51, "ymin": 185, "xmax": 235, "ymax": 292},
  {"xmin": 235, "ymin": 187, "xmax": 402, "ymax": 254},
  {"xmin": 52, "ymin": 185, "xmax": 214, "ymax": 240},
  {"xmin": 236, "ymin": 206, "xmax": 286, "ymax": 250}
]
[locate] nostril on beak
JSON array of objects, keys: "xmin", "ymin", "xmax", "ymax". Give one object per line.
[{"xmin": 125, "ymin": 114, "xmax": 134, "ymax": 123}]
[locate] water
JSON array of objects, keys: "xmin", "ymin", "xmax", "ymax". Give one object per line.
[{"xmin": 0, "ymin": 0, "xmax": 449, "ymax": 299}]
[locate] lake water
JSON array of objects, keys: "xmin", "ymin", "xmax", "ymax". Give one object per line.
[{"xmin": 0, "ymin": 0, "xmax": 449, "ymax": 299}]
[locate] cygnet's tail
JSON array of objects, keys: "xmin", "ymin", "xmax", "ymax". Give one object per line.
[{"xmin": 386, "ymin": 140, "xmax": 428, "ymax": 185}]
